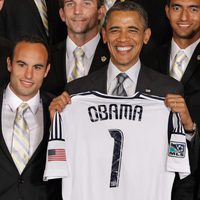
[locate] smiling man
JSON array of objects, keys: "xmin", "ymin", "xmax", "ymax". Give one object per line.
[
  {"xmin": 145, "ymin": 0, "xmax": 200, "ymax": 199},
  {"xmin": 42, "ymin": 0, "xmax": 110, "ymax": 95},
  {"xmin": 46, "ymin": 2, "xmax": 197, "ymax": 200},
  {"xmin": 0, "ymin": 35, "xmax": 62, "ymax": 200}
]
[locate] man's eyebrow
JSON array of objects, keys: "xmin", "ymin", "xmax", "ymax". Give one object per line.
[
  {"xmin": 33, "ymin": 64, "xmax": 45, "ymax": 68},
  {"xmin": 16, "ymin": 60, "xmax": 27, "ymax": 64},
  {"xmin": 189, "ymin": 5, "xmax": 200, "ymax": 8},
  {"xmin": 109, "ymin": 26, "xmax": 139, "ymax": 31}
]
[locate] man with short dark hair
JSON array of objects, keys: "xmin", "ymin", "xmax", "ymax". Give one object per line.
[
  {"xmin": 46, "ymin": 2, "xmax": 194, "ymax": 200},
  {"xmin": 146, "ymin": 0, "xmax": 200, "ymax": 199},
  {"xmin": 42, "ymin": 0, "xmax": 110, "ymax": 95},
  {"xmin": 0, "ymin": 35, "xmax": 62, "ymax": 200}
]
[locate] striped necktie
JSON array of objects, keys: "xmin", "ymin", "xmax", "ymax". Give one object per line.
[
  {"xmin": 11, "ymin": 103, "xmax": 30, "ymax": 173},
  {"xmin": 170, "ymin": 51, "xmax": 187, "ymax": 81},
  {"xmin": 112, "ymin": 73, "xmax": 128, "ymax": 96},
  {"xmin": 68, "ymin": 47, "xmax": 85, "ymax": 82},
  {"xmin": 35, "ymin": 0, "xmax": 49, "ymax": 36}
]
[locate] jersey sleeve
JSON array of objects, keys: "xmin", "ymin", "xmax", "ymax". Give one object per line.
[
  {"xmin": 167, "ymin": 112, "xmax": 191, "ymax": 179},
  {"xmin": 44, "ymin": 112, "xmax": 70, "ymax": 181}
]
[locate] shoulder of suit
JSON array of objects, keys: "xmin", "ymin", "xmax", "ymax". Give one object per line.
[
  {"xmin": 141, "ymin": 64, "xmax": 182, "ymax": 85},
  {"xmin": 40, "ymin": 90, "xmax": 55, "ymax": 105},
  {"xmin": 52, "ymin": 39, "xmax": 66, "ymax": 52}
]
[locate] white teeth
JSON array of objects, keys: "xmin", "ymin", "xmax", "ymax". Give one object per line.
[
  {"xmin": 178, "ymin": 24, "xmax": 190, "ymax": 27},
  {"xmin": 117, "ymin": 47, "xmax": 131, "ymax": 51}
]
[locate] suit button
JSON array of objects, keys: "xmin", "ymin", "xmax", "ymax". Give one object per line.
[{"xmin": 18, "ymin": 178, "xmax": 24, "ymax": 184}]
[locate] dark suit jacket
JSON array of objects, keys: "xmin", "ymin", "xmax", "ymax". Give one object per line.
[
  {"xmin": 147, "ymin": 41, "xmax": 200, "ymax": 200},
  {"xmin": 42, "ymin": 37, "xmax": 110, "ymax": 95},
  {"xmin": 65, "ymin": 63, "xmax": 183, "ymax": 96},
  {"xmin": 0, "ymin": 0, "xmax": 67, "ymax": 45},
  {"xmin": 0, "ymin": 37, "xmax": 11, "ymax": 87},
  {"xmin": 151, "ymin": 42, "xmax": 200, "ymax": 128},
  {"xmin": 0, "ymin": 86, "xmax": 62, "ymax": 200}
]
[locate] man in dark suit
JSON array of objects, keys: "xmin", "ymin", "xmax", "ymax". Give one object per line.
[
  {"xmin": 49, "ymin": 1, "xmax": 196, "ymax": 199},
  {"xmin": 42, "ymin": 0, "xmax": 110, "ymax": 95},
  {"xmin": 145, "ymin": 0, "xmax": 200, "ymax": 199},
  {"xmin": 0, "ymin": 35, "xmax": 62, "ymax": 199},
  {"xmin": 150, "ymin": 0, "xmax": 200, "ymax": 133},
  {"xmin": 0, "ymin": 0, "xmax": 67, "ymax": 45}
]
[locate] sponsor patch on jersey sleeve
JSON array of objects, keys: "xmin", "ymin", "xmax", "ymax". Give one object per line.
[{"xmin": 168, "ymin": 141, "xmax": 186, "ymax": 158}]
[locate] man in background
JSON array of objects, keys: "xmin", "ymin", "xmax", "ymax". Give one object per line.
[
  {"xmin": 0, "ymin": 0, "xmax": 67, "ymax": 45},
  {"xmin": 42, "ymin": 0, "xmax": 110, "ymax": 95},
  {"xmin": 147, "ymin": 0, "xmax": 200, "ymax": 199}
]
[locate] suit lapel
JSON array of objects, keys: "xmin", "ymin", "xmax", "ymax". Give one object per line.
[
  {"xmin": 90, "ymin": 66, "xmax": 108, "ymax": 93},
  {"xmin": 181, "ymin": 43, "xmax": 200, "ymax": 86},
  {"xmin": 136, "ymin": 65, "xmax": 153, "ymax": 94},
  {"xmin": 89, "ymin": 37, "xmax": 110, "ymax": 73},
  {"xmin": 27, "ymin": 0, "xmax": 48, "ymax": 40},
  {"xmin": 158, "ymin": 42, "xmax": 171, "ymax": 75},
  {"xmin": 54, "ymin": 41, "xmax": 67, "ymax": 83},
  {"xmin": 0, "ymin": 86, "xmax": 19, "ymax": 169}
]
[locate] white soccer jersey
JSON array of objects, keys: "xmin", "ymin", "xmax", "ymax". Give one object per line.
[{"xmin": 44, "ymin": 91, "xmax": 190, "ymax": 200}]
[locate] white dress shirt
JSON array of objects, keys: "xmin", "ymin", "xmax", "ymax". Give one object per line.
[
  {"xmin": 2, "ymin": 85, "xmax": 44, "ymax": 158},
  {"xmin": 170, "ymin": 38, "xmax": 200, "ymax": 76},
  {"xmin": 66, "ymin": 33, "xmax": 100, "ymax": 82},
  {"xmin": 107, "ymin": 59, "xmax": 141, "ymax": 96}
]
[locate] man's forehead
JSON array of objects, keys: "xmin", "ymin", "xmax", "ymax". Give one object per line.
[{"xmin": 170, "ymin": 0, "xmax": 200, "ymax": 6}]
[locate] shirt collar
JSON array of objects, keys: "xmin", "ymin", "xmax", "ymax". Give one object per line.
[
  {"xmin": 5, "ymin": 84, "xmax": 40, "ymax": 114},
  {"xmin": 107, "ymin": 59, "xmax": 141, "ymax": 86},
  {"xmin": 66, "ymin": 33, "xmax": 100, "ymax": 59},
  {"xmin": 171, "ymin": 38, "xmax": 200, "ymax": 61}
]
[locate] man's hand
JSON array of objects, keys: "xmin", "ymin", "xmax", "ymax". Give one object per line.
[
  {"xmin": 165, "ymin": 94, "xmax": 194, "ymax": 131},
  {"xmin": 49, "ymin": 91, "xmax": 71, "ymax": 120}
]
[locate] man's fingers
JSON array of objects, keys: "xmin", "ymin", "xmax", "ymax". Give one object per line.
[{"xmin": 49, "ymin": 91, "xmax": 71, "ymax": 121}]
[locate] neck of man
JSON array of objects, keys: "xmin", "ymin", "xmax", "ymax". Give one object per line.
[
  {"xmin": 68, "ymin": 28, "xmax": 99, "ymax": 47},
  {"xmin": 173, "ymin": 33, "xmax": 200, "ymax": 49}
]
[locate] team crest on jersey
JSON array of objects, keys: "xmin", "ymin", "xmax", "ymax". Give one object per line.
[{"xmin": 168, "ymin": 141, "xmax": 186, "ymax": 158}]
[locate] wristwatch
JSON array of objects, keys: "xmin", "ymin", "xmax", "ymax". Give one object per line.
[{"xmin": 185, "ymin": 122, "xmax": 197, "ymax": 134}]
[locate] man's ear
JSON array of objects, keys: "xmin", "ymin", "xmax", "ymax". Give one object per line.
[
  {"xmin": 98, "ymin": 5, "xmax": 106, "ymax": 21},
  {"xmin": 143, "ymin": 28, "xmax": 151, "ymax": 45},
  {"xmin": 165, "ymin": 5, "xmax": 170, "ymax": 20},
  {"xmin": 7, "ymin": 57, "xmax": 12, "ymax": 72},
  {"xmin": 101, "ymin": 27, "xmax": 107, "ymax": 44},
  {"xmin": 59, "ymin": 8, "xmax": 66, "ymax": 22},
  {"xmin": 44, "ymin": 64, "xmax": 51, "ymax": 78}
]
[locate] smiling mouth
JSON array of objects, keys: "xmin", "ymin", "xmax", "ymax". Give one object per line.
[
  {"xmin": 20, "ymin": 80, "xmax": 34, "ymax": 87},
  {"xmin": 72, "ymin": 18, "xmax": 86, "ymax": 22},
  {"xmin": 177, "ymin": 23, "xmax": 191, "ymax": 28},
  {"xmin": 116, "ymin": 46, "xmax": 132, "ymax": 52}
]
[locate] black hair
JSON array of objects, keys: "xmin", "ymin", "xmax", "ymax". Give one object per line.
[
  {"xmin": 103, "ymin": 0, "xmax": 149, "ymax": 29},
  {"xmin": 10, "ymin": 35, "xmax": 50, "ymax": 65}
]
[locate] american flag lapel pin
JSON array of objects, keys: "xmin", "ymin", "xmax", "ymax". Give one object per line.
[{"xmin": 145, "ymin": 89, "xmax": 151, "ymax": 93}]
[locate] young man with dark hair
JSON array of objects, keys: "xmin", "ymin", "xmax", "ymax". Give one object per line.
[{"xmin": 0, "ymin": 35, "xmax": 62, "ymax": 200}]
